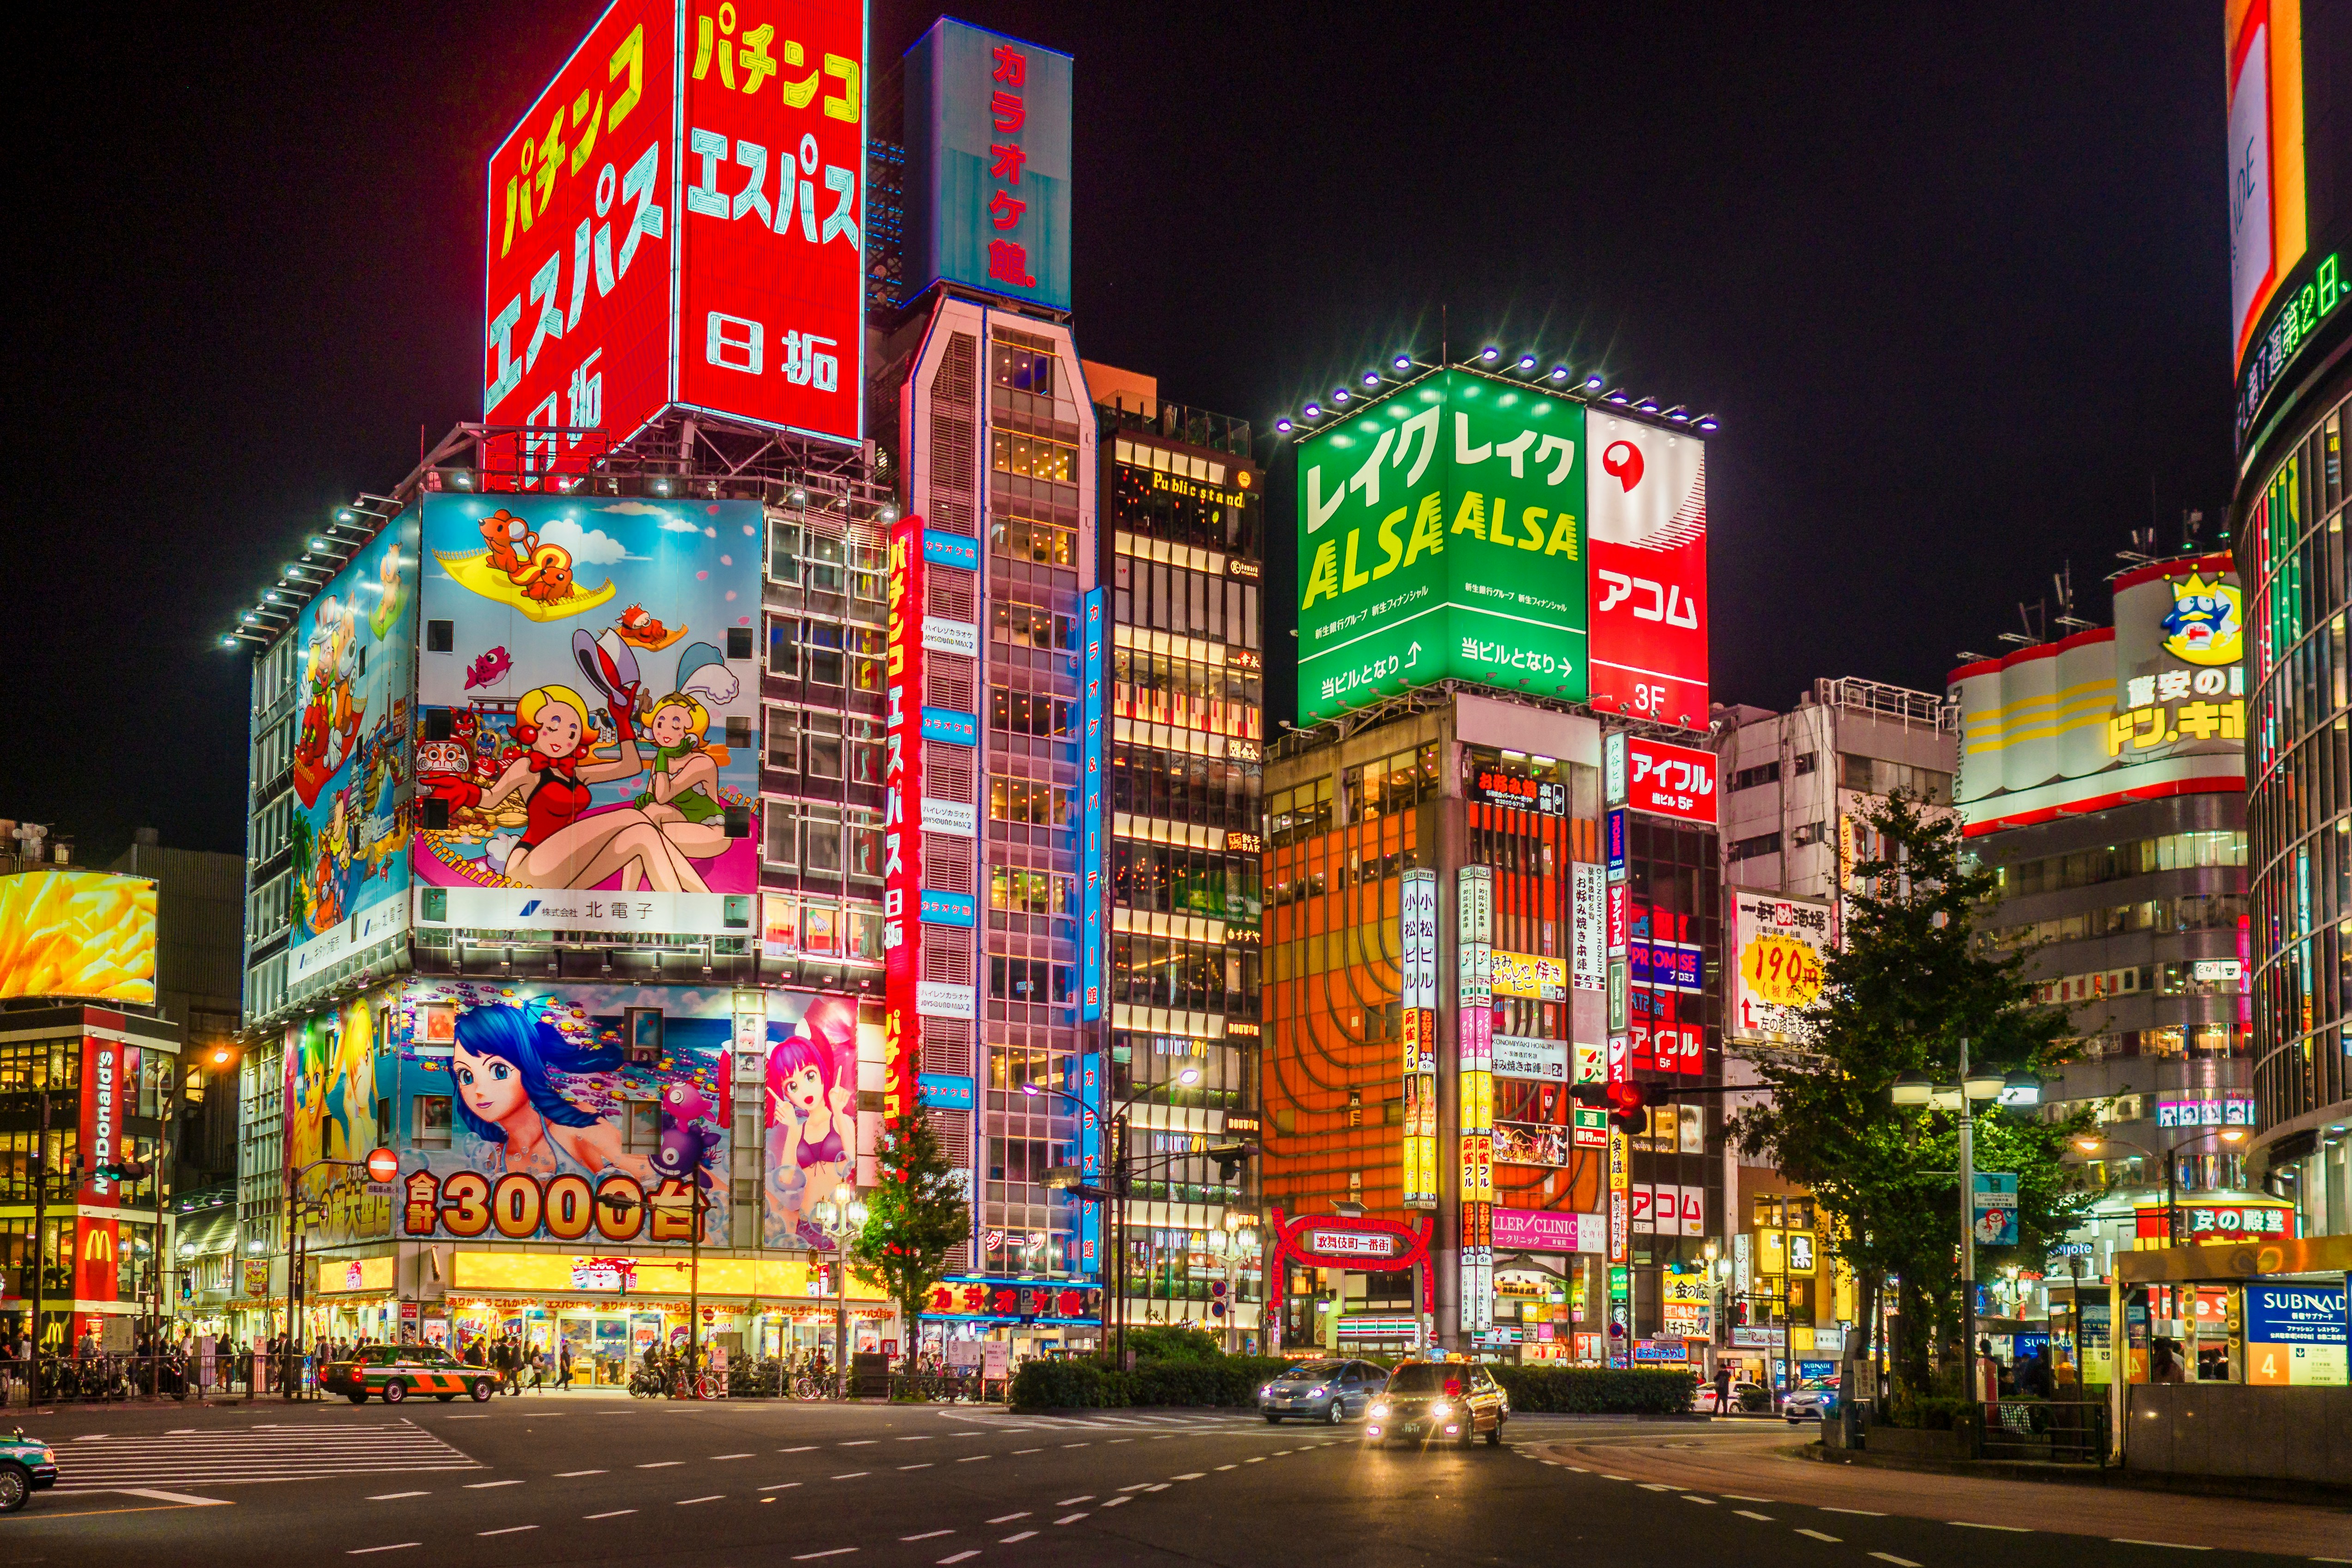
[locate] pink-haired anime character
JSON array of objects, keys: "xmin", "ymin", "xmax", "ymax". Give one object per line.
[{"xmin": 763, "ymin": 999, "xmax": 859, "ymax": 1249}]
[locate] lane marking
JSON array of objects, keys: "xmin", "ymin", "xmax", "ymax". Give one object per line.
[
  {"xmin": 1214, "ymin": 1464, "xmax": 1237, "ymax": 1471},
  {"xmin": 1013, "ymin": 1447, "xmax": 1042, "ymax": 1454},
  {"xmin": 713, "ymin": 1453, "xmax": 754, "ymax": 1459},
  {"xmin": 1055, "ymin": 1513, "xmax": 1087, "ymax": 1525},
  {"xmin": 780, "ymin": 1446, "xmax": 818, "ymax": 1453},
  {"xmin": 369, "ymin": 1492, "xmax": 430, "ymax": 1501},
  {"xmin": 555, "ymin": 1469, "xmax": 607, "ymax": 1477},
  {"xmin": 1723, "ymin": 1494, "xmax": 1775, "ymax": 1501},
  {"xmin": 347, "ymin": 1547, "xmax": 419, "ymax": 1556},
  {"xmin": 1822, "ymin": 1507, "xmax": 1886, "ymax": 1516},
  {"xmin": 1244, "ymin": 1457, "xmax": 1265, "ymax": 1464},
  {"xmin": 1172, "ymin": 1472, "xmax": 1205, "ymax": 1480},
  {"xmin": 901, "ymin": 1463, "xmax": 934, "ymax": 1470},
  {"xmin": 677, "ymin": 1495, "xmax": 725, "ymax": 1505},
  {"xmin": 793, "ymin": 1551, "xmax": 859, "ymax": 1561},
  {"xmin": 989, "ymin": 1512, "xmax": 1032, "ymax": 1524},
  {"xmin": 1682, "ymin": 1495, "xmax": 1717, "ymax": 1505},
  {"xmin": 1638, "ymin": 1483, "xmax": 1675, "ymax": 1491},
  {"xmin": 1143, "ymin": 1483, "xmax": 1170, "ymax": 1491},
  {"xmin": 957, "ymin": 1455, "xmax": 991, "ymax": 1463},
  {"xmin": 1057, "ymin": 1495, "xmax": 1096, "ymax": 1505},
  {"xmin": 760, "ymin": 1483, "xmax": 804, "ymax": 1491},
  {"xmin": 638, "ymin": 1461, "xmax": 684, "ymax": 1469},
  {"xmin": 1951, "ymin": 1522, "xmax": 2030, "ymax": 1532},
  {"xmin": 586, "ymin": 1510, "xmax": 636, "ymax": 1519},
  {"xmin": 1000, "ymin": 1532, "xmax": 1037, "ymax": 1544},
  {"xmin": 464, "ymin": 1479, "xmax": 525, "ymax": 1489},
  {"xmin": 1870, "ymin": 1556, "xmax": 1923, "ymax": 1567},
  {"xmin": 1602, "ymin": 1474, "xmax": 1629, "ymax": 1481},
  {"xmin": 1795, "ymin": 1529, "xmax": 1841, "ymax": 1543},
  {"xmin": 898, "ymin": 1436, "xmax": 933, "ymax": 1442},
  {"xmin": 902, "ymin": 1531, "xmax": 955, "ymax": 1541},
  {"xmin": 839, "ymin": 1440, "xmax": 877, "ymax": 1446},
  {"xmin": 1106, "ymin": 1438, "xmax": 1132, "ymax": 1444},
  {"xmin": 939, "ymin": 1555, "xmax": 981, "ymax": 1565},
  {"xmin": 2111, "ymin": 1542, "xmax": 2212, "ymax": 1552},
  {"xmin": 1101, "ymin": 1496, "xmax": 1131, "ymax": 1508},
  {"xmin": 1062, "ymin": 1442, "xmax": 1091, "ymax": 1448},
  {"xmin": 1736, "ymin": 1510, "xmax": 1776, "ymax": 1521},
  {"xmin": 478, "ymin": 1526, "xmax": 538, "ymax": 1537},
  {"xmin": 832, "ymin": 1471, "xmax": 870, "ymax": 1479}
]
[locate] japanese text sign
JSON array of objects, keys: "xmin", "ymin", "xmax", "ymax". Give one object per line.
[
  {"xmin": 1585, "ymin": 411, "xmax": 1709, "ymax": 726},
  {"xmin": 1618, "ymin": 734, "xmax": 1717, "ymax": 823},
  {"xmin": 1295, "ymin": 370, "xmax": 1589, "ymax": 723},
  {"xmin": 903, "ymin": 19, "xmax": 1072, "ymax": 310},
  {"xmin": 484, "ymin": 0, "xmax": 866, "ymax": 460}
]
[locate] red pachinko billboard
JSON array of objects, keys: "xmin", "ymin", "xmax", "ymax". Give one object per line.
[
  {"xmin": 484, "ymin": 0, "xmax": 866, "ymax": 471},
  {"xmin": 1586, "ymin": 410, "xmax": 1709, "ymax": 727},
  {"xmin": 881, "ymin": 515, "xmax": 926, "ymax": 1123}
]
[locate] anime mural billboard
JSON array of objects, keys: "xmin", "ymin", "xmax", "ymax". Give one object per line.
[
  {"xmin": 760, "ymin": 993, "xmax": 865, "ymax": 1250},
  {"xmin": 412, "ymin": 494, "xmax": 760, "ymax": 937},
  {"xmin": 288, "ymin": 519, "xmax": 418, "ymax": 982},
  {"xmin": 285, "ymin": 995, "xmax": 392, "ymax": 1246},
  {"xmin": 396, "ymin": 982, "xmax": 733, "ymax": 1247}
]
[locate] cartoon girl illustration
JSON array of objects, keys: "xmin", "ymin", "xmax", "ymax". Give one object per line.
[
  {"xmin": 763, "ymin": 1002, "xmax": 859, "ymax": 1250},
  {"xmin": 450, "ymin": 1004, "xmax": 656, "ymax": 1181},
  {"xmin": 633, "ymin": 693, "xmax": 731, "ymax": 871},
  {"xmin": 421, "ymin": 683, "xmax": 709, "ymax": 892}
]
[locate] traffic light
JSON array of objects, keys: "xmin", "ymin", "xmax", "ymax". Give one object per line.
[
  {"xmin": 1734, "ymin": 1295, "xmax": 1751, "ymax": 1327},
  {"xmin": 1568, "ymin": 1080, "xmax": 1668, "ymax": 1134},
  {"xmin": 1208, "ymin": 1141, "xmax": 1255, "ymax": 1182}
]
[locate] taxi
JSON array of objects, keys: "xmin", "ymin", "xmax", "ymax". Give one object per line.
[
  {"xmin": 324, "ymin": 1342, "xmax": 496, "ymax": 1404},
  {"xmin": 1364, "ymin": 1357, "xmax": 1509, "ymax": 1447},
  {"xmin": 0, "ymin": 1427, "xmax": 58, "ymax": 1511}
]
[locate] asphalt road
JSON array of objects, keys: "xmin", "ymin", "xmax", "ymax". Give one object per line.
[{"xmin": 0, "ymin": 1393, "xmax": 2343, "ymax": 1568}]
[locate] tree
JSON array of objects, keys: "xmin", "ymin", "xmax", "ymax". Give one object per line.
[
  {"xmin": 1732, "ymin": 790, "xmax": 2092, "ymax": 1408},
  {"xmin": 849, "ymin": 1108, "xmax": 971, "ymax": 1364}
]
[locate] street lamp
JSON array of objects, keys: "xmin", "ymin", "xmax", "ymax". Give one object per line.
[
  {"xmin": 808, "ymin": 1182, "xmax": 868, "ymax": 1398},
  {"xmin": 1216, "ymin": 1211, "xmax": 1260, "ymax": 1354},
  {"xmin": 2073, "ymin": 1126, "xmax": 2247, "ymax": 1248},
  {"xmin": 1888, "ymin": 1042, "xmax": 2038, "ymax": 1402}
]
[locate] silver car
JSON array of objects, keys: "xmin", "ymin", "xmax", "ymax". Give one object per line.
[{"xmin": 1259, "ymin": 1359, "xmax": 1386, "ymax": 1424}]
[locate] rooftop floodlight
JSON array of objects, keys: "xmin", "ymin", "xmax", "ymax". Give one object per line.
[
  {"xmin": 1303, "ymin": 402, "xmax": 1322, "ymax": 419},
  {"xmin": 1635, "ymin": 397, "xmax": 1660, "ymax": 412},
  {"xmin": 1332, "ymin": 387, "xmax": 1350, "ymax": 404},
  {"xmin": 218, "ymin": 634, "xmax": 238, "ymax": 648},
  {"xmin": 1607, "ymin": 388, "xmax": 1630, "ymax": 404},
  {"xmin": 1890, "ymin": 1071, "xmax": 1934, "ymax": 1106},
  {"xmin": 336, "ymin": 507, "xmax": 358, "ymax": 523},
  {"xmin": 1393, "ymin": 353, "xmax": 1412, "ymax": 371},
  {"xmin": 1584, "ymin": 375, "xmax": 1605, "ymax": 390},
  {"xmin": 648, "ymin": 475, "xmax": 675, "ymax": 497},
  {"xmin": 1665, "ymin": 407, "xmax": 1690, "ymax": 423},
  {"xmin": 1696, "ymin": 414, "xmax": 1719, "ymax": 431},
  {"xmin": 1363, "ymin": 371, "xmax": 1380, "ymax": 387},
  {"xmin": 308, "ymin": 536, "xmax": 336, "ymax": 551},
  {"xmin": 1480, "ymin": 345, "xmax": 1500, "ymax": 363},
  {"xmin": 1517, "ymin": 353, "xmax": 1538, "ymax": 372},
  {"xmin": 790, "ymin": 483, "xmax": 809, "ymax": 506},
  {"xmin": 1549, "ymin": 365, "xmax": 1569, "ymax": 382},
  {"xmin": 1275, "ymin": 417, "xmax": 1294, "ymax": 434},
  {"xmin": 445, "ymin": 468, "xmax": 476, "ymax": 491}
]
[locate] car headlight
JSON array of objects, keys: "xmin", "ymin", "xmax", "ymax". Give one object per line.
[
  {"xmin": 1309, "ymin": 1384, "xmax": 1328, "ymax": 1397},
  {"xmin": 1368, "ymin": 1403, "xmax": 1390, "ymax": 1420},
  {"xmin": 1429, "ymin": 1401, "xmax": 1452, "ymax": 1420},
  {"xmin": 1259, "ymin": 1385, "xmax": 1272, "ymax": 1398}
]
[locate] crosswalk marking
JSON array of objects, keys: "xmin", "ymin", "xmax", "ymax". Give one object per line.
[{"xmin": 50, "ymin": 1421, "xmax": 479, "ymax": 1490}]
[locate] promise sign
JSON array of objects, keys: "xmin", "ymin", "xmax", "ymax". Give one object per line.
[{"xmin": 1296, "ymin": 370, "xmax": 1587, "ymax": 722}]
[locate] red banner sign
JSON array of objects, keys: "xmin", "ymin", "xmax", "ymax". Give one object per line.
[{"xmin": 1620, "ymin": 735, "xmax": 1718, "ymax": 824}]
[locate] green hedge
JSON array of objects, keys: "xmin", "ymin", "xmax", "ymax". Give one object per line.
[
  {"xmin": 1010, "ymin": 1355, "xmax": 1295, "ymax": 1411},
  {"xmin": 1489, "ymin": 1365, "xmax": 1698, "ymax": 1415}
]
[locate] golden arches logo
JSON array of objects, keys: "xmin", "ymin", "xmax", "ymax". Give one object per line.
[{"xmin": 82, "ymin": 1227, "xmax": 116, "ymax": 1262}]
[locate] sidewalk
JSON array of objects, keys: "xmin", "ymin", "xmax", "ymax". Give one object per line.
[{"xmin": 1806, "ymin": 1435, "xmax": 2352, "ymax": 1507}]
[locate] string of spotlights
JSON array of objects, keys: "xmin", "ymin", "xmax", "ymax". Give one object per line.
[{"xmin": 1271, "ymin": 346, "xmax": 1717, "ymax": 437}]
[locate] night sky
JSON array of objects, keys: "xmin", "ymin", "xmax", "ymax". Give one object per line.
[{"xmin": 6, "ymin": 3, "xmax": 2237, "ymax": 860}]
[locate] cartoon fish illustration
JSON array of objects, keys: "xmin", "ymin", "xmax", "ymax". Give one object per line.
[{"xmin": 463, "ymin": 646, "xmax": 513, "ymax": 690}]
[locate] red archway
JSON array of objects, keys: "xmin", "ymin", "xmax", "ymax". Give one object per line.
[{"xmin": 1266, "ymin": 1208, "xmax": 1436, "ymax": 1351}]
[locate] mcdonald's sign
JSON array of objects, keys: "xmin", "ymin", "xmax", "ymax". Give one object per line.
[{"xmin": 74, "ymin": 1217, "xmax": 119, "ymax": 1304}]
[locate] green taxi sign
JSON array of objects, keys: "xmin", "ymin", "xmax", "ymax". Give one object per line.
[{"xmin": 1296, "ymin": 369, "xmax": 1589, "ymax": 723}]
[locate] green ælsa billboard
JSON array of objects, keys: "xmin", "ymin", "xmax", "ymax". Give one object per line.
[{"xmin": 1296, "ymin": 369, "xmax": 1588, "ymax": 723}]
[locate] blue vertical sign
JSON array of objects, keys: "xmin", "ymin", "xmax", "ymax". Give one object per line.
[
  {"xmin": 1081, "ymin": 587, "xmax": 1106, "ymax": 1022},
  {"xmin": 1076, "ymin": 1052, "xmax": 1102, "ymax": 1276}
]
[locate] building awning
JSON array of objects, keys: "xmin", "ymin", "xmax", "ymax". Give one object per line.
[
  {"xmin": 175, "ymin": 1207, "xmax": 239, "ymax": 1258},
  {"xmin": 2115, "ymin": 1232, "xmax": 2352, "ymax": 1283}
]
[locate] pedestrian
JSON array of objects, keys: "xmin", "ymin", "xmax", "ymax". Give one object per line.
[
  {"xmin": 558, "ymin": 1342, "xmax": 573, "ymax": 1391},
  {"xmin": 502, "ymin": 1338, "xmax": 522, "ymax": 1396},
  {"xmin": 1713, "ymin": 1362, "xmax": 1733, "ymax": 1414},
  {"xmin": 527, "ymin": 1347, "xmax": 545, "ymax": 1394},
  {"xmin": 2151, "ymin": 1337, "xmax": 2186, "ymax": 1383}
]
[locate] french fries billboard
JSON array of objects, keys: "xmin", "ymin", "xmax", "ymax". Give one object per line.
[{"xmin": 0, "ymin": 871, "xmax": 157, "ymax": 1004}]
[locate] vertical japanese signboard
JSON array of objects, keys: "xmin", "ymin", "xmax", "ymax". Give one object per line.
[
  {"xmin": 79, "ymin": 1035, "xmax": 130, "ymax": 1206},
  {"xmin": 902, "ymin": 18, "xmax": 1073, "ymax": 310},
  {"xmin": 1080, "ymin": 587, "xmax": 1106, "ymax": 1021},
  {"xmin": 1457, "ymin": 866, "xmax": 1495, "ymax": 1332},
  {"xmin": 1295, "ymin": 370, "xmax": 1589, "ymax": 723},
  {"xmin": 485, "ymin": 0, "xmax": 868, "ymax": 466},
  {"xmin": 1731, "ymin": 892, "xmax": 1831, "ymax": 1044},
  {"xmin": 882, "ymin": 515, "xmax": 926, "ymax": 1122},
  {"xmin": 1401, "ymin": 870, "xmax": 1438, "ymax": 1207},
  {"xmin": 1585, "ymin": 412, "xmax": 1709, "ymax": 727}
]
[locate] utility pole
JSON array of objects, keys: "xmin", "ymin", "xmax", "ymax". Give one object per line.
[{"xmin": 1957, "ymin": 1037, "xmax": 1979, "ymax": 1409}]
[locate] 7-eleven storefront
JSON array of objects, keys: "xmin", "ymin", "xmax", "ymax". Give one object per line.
[{"xmin": 439, "ymin": 1252, "xmax": 896, "ymax": 1384}]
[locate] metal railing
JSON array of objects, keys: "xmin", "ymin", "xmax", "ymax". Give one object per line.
[{"xmin": 1977, "ymin": 1398, "xmax": 2109, "ymax": 1465}]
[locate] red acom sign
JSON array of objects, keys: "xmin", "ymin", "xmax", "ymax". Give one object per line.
[
  {"xmin": 483, "ymin": 0, "xmax": 866, "ymax": 474},
  {"xmin": 1621, "ymin": 735, "xmax": 1718, "ymax": 824},
  {"xmin": 1586, "ymin": 410, "xmax": 1710, "ymax": 728}
]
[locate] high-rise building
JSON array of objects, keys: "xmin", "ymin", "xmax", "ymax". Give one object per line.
[
  {"xmin": 2228, "ymin": 0, "xmax": 2352, "ymax": 1242},
  {"xmin": 1088, "ymin": 364, "xmax": 1266, "ymax": 1344},
  {"xmin": 1949, "ymin": 551, "xmax": 2256, "ymax": 1271}
]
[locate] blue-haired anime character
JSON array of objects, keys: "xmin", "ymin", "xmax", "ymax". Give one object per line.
[{"xmin": 450, "ymin": 1004, "xmax": 657, "ymax": 1182}]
